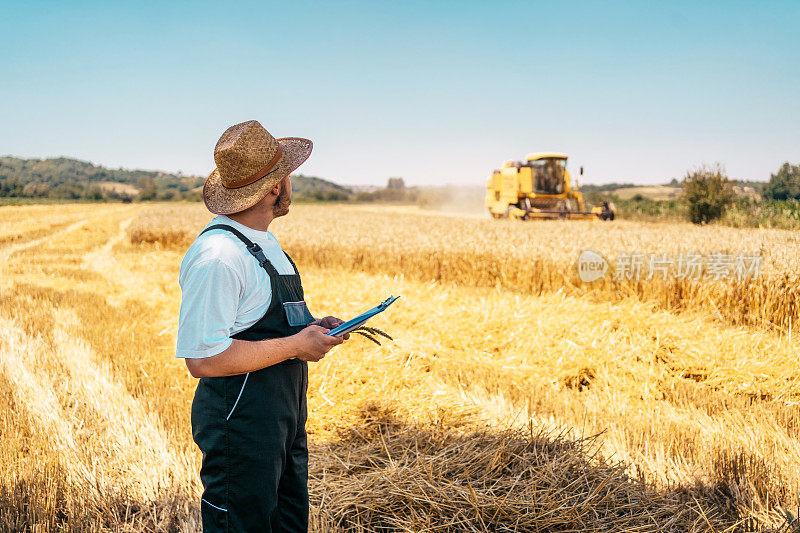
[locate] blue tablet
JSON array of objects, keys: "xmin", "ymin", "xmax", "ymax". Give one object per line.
[{"xmin": 326, "ymin": 295, "xmax": 400, "ymax": 337}]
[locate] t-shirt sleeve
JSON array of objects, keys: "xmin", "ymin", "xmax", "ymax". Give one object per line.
[{"xmin": 175, "ymin": 258, "xmax": 242, "ymax": 359}]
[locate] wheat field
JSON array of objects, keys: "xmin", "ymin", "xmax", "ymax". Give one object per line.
[{"xmin": 2, "ymin": 202, "xmax": 799, "ymax": 532}]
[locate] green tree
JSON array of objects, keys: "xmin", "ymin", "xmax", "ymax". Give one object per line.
[
  {"xmin": 137, "ymin": 177, "xmax": 157, "ymax": 201},
  {"xmin": 764, "ymin": 162, "xmax": 800, "ymax": 200},
  {"xmin": 682, "ymin": 164, "xmax": 735, "ymax": 224},
  {"xmin": 387, "ymin": 177, "xmax": 405, "ymax": 190},
  {"xmin": 87, "ymin": 185, "xmax": 105, "ymax": 201}
]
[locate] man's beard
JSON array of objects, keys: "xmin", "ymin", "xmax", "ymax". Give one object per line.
[{"xmin": 273, "ymin": 184, "xmax": 291, "ymax": 217}]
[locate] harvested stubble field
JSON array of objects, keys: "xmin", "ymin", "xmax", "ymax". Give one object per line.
[{"xmin": 2, "ymin": 201, "xmax": 799, "ymax": 532}]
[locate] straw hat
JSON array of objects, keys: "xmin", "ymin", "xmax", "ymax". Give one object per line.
[{"xmin": 203, "ymin": 120, "xmax": 312, "ymax": 214}]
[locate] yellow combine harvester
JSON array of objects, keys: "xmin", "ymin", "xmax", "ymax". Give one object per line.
[{"xmin": 485, "ymin": 152, "xmax": 615, "ymax": 220}]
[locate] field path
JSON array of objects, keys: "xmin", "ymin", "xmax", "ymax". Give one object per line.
[
  {"xmin": 0, "ymin": 205, "xmax": 137, "ymax": 271},
  {"xmin": 0, "ymin": 217, "xmax": 89, "ymax": 263},
  {"xmin": 81, "ymin": 208, "xmax": 181, "ymax": 332},
  {"xmin": 0, "ymin": 204, "xmax": 198, "ymax": 506},
  {"xmin": 82, "ymin": 213, "xmax": 140, "ymax": 294}
]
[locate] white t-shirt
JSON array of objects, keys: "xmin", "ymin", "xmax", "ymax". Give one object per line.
[{"xmin": 175, "ymin": 215, "xmax": 296, "ymax": 359}]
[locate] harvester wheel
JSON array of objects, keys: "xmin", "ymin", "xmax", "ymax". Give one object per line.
[{"xmin": 600, "ymin": 201, "xmax": 616, "ymax": 221}]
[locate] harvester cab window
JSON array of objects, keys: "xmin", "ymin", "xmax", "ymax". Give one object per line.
[{"xmin": 530, "ymin": 159, "xmax": 565, "ymax": 194}]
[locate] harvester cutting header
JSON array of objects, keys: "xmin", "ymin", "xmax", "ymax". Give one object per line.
[{"xmin": 485, "ymin": 152, "xmax": 615, "ymax": 220}]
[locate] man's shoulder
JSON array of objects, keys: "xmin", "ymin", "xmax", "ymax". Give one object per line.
[{"xmin": 181, "ymin": 231, "xmax": 248, "ymax": 273}]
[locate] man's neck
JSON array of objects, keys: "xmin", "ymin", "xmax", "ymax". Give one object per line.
[{"xmin": 226, "ymin": 206, "xmax": 274, "ymax": 232}]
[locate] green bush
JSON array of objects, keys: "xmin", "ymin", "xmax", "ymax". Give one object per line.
[
  {"xmin": 682, "ymin": 164, "xmax": 735, "ymax": 224},
  {"xmin": 722, "ymin": 198, "xmax": 800, "ymax": 230},
  {"xmin": 764, "ymin": 162, "xmax": 800, "ymax": 200}
]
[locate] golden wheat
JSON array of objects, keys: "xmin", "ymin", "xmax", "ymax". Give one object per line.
[
  {"xmin": 2, "ymin": 202, "xmax": 799, "ymax": 531},
  {"xmin": 131, "ymin": 203, "xmax": 800, "ymax": 333}
]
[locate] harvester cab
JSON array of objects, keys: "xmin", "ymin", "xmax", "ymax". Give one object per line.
[{"xmin": 485, "ymin": 153, "xmax": 615, "ymax": 221}]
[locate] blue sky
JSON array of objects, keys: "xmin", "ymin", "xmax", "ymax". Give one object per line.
[{"xmin": 1, "ymin": 0, "xmax": 798, "ymax": 186}]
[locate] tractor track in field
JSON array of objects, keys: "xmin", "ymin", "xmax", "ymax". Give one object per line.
[
  {"xmin": 0, "ymin": 207, "xmax": 196, "ymax": 501},
  {"xmin": 0, "ymin": 217, "xmax": 91, "ymax": 264},
  {"xmin": 0, "ymin": 311, "xmax": 194, "ymax": 500},
  {"xmin": 0, "ymin": 205, "xmax": 138, "ymax": 265},
  {"xmin": 82, "ymin": 213, "xmax": 139, "ymax": 295}
]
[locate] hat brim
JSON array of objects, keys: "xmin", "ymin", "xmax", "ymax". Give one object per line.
[{"xmin": 203, "ymin": 137, "xmax": 313, "ymax": 215}]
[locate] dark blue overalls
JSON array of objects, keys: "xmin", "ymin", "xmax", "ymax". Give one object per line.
[{"xmin": 191, "ymin": 224, "xmax": 314, "ymax": 532}]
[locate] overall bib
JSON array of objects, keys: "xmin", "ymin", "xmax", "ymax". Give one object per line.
[{"xmin": 191, "ymin": 224, "xmax": 315, "ymax": 533}]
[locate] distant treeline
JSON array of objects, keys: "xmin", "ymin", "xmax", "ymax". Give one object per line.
[
  {"xmin": 287, "ymin": 175, "xmax": 448, "ymax": 205},
  {"xmin": 579, "ymin": 182, "xmax": 639, "ymax": 193},
  {"xmin": 0, "ymin": 156, "xmax": 456, "ymax": 207},
  {"xmin": 585, "ymin": 162, "xmax": 800, "ymax": 229},
  {"xmin": 0, "ymin": 156, "xmax": 357, "ymax": 203},
  {"xmin": 0, "ymin": 156, "xmax": 205, "ymax": 201},
  {"xmin": 7, "ymin": 156, "xmax": 798, "ymax": 229},
  {"xmin": 580, "ymin": 178, "xmax": 768, "ymax": 195},
  {"xmin": 285, "ymin": 174, "xmax": 353, "ymax": 202}
]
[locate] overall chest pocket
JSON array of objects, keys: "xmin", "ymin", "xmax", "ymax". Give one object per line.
[{"xmin": 283, "ymin": 301, "xmax": 314, "ymax": 327}]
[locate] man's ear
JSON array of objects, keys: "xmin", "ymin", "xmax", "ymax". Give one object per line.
[{"xmin": 270, "ymin": 181, "xmax": 281, "ymax": 196}]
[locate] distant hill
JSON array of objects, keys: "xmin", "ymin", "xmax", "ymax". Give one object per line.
[
  {"xmin": 582, "ymin": 180, "xmax": 767, "ymax": 201},
  {"xmin": 578, "ymin": 182, "xmax": 638, "ymax": 193},
  {"xmin": 611, "ymin": 185, "xmax": 682, "ymax": 201},
  {"xmin": 0, "ymin": 156, "xmax": 204, "ymax": 201},
  {"xmin": 0, "ymin": 156, "xmax": 354, "ymax": 203},
  {"xmin": 289, "ymin": 174, "xmax": 353, "ymax": 202}
]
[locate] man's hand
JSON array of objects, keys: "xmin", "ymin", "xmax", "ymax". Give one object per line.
[
  {"xmin": 292, "ymin": 325, "xmax": 343, "ymax": 362},
  {"xmin": 311, "ymin": 316, "xmax": 351, "ymax": 340}
]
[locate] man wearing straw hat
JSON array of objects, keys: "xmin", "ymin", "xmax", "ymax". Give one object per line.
[{"xmin": 176, "ymin": 120, "xmax": 347, "ymax": 532}]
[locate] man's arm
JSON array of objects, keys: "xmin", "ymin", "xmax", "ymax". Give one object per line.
[{"xmin": 185, "ymin": 325, "xmax": 343, "ymax": 378}]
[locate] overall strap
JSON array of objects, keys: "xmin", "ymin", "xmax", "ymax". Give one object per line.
[
  {"xmin": 200, "ymin": 224, "xmax": 280, "ymax": 277},
  {"xmin": 283, "ymin": 252, "xmax": 300, "ymax": 276}
]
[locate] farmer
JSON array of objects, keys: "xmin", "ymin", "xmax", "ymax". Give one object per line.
[{"xmin": 176, "ymin": 120, "xmax": 347, "ymax": 532}]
